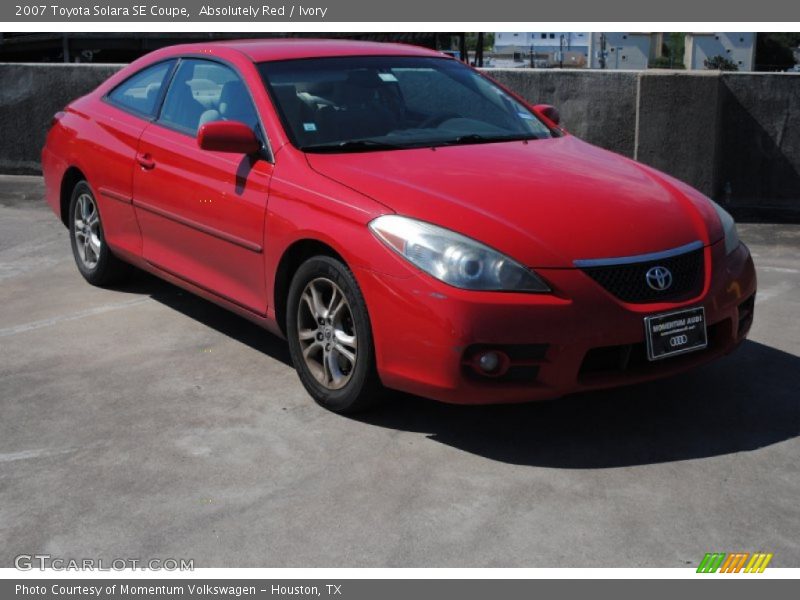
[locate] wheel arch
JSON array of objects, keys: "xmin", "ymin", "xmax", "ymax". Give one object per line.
[
  {"xmin": 273, "ymin": 238, "xmax": 347, "ymax": 337},
  {"xmin": 59, "ymin": 166, "xmax": 88, "ymax": 227}
]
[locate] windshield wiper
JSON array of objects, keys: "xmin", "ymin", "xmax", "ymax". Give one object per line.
[
  {"xmin": 302, "ymin": 139, "xmax": 405, "ymax": 153},
  {"xmin": 432, "ymin": 134, "xmax": 538, "ymax": 147}
]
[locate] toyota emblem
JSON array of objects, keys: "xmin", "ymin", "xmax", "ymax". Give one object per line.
[{"xmin": 645, "ymin": 266, "xmax": 673, "ymax": 291}]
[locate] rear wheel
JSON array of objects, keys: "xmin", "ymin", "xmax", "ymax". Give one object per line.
[
  {"xmin": 286, "ymin": 256, "xmax": 383, "ymax": 413},
  {"xmin": 68, "ymin": 181, "xmax": 129, "ymax": 286}
]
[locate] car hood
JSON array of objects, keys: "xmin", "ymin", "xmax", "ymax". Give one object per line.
[{"xmin": 306, "ymin": 135, "xmax": 717, "ymax": 268}]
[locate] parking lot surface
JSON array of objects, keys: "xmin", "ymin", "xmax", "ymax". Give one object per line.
[{"xmin": 1, "ymin": 175, "xmax": 798, "ymax": 567}]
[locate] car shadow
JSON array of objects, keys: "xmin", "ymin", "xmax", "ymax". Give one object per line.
[
  {"xmin": 112, "ymin": 271, "xmax": 797, "ymax": 469},
  {"xmin": 356, "ymin": 340, "xmax": 800, "ymax": 469},
  {"xmin": 115, "ymin": 269, "xmax": 292, "ymax": 367}
]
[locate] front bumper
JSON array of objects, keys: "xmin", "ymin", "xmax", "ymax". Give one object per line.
[{"xmin": 355, "ymin": 240, "xmax": 756, "ymax": 404}]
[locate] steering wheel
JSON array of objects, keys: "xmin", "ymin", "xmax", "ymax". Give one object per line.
[{"xmin": 418, "ymin": 112, "xmax": 461, "ymax": 128}]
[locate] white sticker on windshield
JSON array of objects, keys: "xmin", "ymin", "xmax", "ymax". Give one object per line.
[
  {"xmin": 518, "ymin": 112, "xmax": 535, "ymax": 120},
  {"xmin": 378, "ymin": 73, "xmax": 399, "ymax": 82},
  {"xmin": 303, "ymin": 122, "xmax": 318, "ymax": 132}
]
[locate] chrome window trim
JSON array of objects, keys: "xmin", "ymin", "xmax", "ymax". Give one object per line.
[{"xmin": 573, "ymin": 240, "xmax": 704, "ymax": 268}]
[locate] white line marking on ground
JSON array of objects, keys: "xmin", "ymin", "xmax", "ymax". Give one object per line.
[
  {"xmin": 0, "ymin": 297, "xmax": 149, "ymax": 338},
  {"xmin": 0, "ymin": 447, "xmax": 77, "ymax": 463},
  {"xmin": 758, "ymin": 266, "xmax": 800, "ymax": 274},
  {"xmin": 755, "ymin": 281, "xmax": 796, "ymax": 305}
]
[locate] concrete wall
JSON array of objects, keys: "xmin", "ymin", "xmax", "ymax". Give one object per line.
[
  {"xmin": 0, "ymin": 63, "xmax": 123, "ymax": 174},
  {"xmin": 486, "ymin": 69, "xmax": 638, "ymax": 157},
  {"xmin": 719, "ymin": 73, "xmax": 800, "ymax": 208},
  {"xmin": 1, "ymin": 63, "xmax": 799, "ymax": 215},
  {"xmin": 488, "ymin": 68, "xmax": 800, "ymax": 213},
  {"xmin": 635, "ymin": 72, "xmax": 722, "ymax": 199}
]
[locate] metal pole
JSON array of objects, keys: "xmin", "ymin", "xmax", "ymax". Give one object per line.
[
  {"xmin": 62, "ymin": 33, "xmax": 70, "ymax": 63},
  {"xmin": 599, "ymin": 33, "xmax": 606, "ymax": 69}
]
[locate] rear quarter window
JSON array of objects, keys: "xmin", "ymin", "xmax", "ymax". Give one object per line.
[{"xmin": 106, "ymin": 61, "xmax": 175, "ymax": 118}]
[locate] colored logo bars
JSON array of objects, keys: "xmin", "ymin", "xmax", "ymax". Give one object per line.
[{"xmin": 697, "ymin": 552, "xmax": 773, "ymax": 573}]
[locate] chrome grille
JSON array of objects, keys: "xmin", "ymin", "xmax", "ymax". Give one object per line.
[{"xmin": 577, "ymin": 244, "xmax": 705, "ymax": 304}]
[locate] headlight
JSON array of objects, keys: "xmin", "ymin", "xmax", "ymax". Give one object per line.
[
  {"xmin": 710, "ymin": 201, "xmax": 740, "ymax": 255},
  {"xmin": 369, "ymin": 215, "xmax": 550, "ymax": 292}
]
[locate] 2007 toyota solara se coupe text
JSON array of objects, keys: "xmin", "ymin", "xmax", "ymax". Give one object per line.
[{"xmin": 42, "ymin": 39, "xmax": 756, "ymax": 413}]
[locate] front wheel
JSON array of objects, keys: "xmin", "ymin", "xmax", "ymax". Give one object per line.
[
  {"xmin": 286, "ymin": 256, "xmax": 383, "ymax": 413},
  {"xmin": 68, "ymin": 181, "xmax": 129, "ymax": 286}
]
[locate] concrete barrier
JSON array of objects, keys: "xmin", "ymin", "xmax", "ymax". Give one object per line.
[
  {"xmin": 718, "ymin": 73, "xmax": 800, "ymax": 210},
  {"xmin": 487, "ymin": 68, "xmax": 800, "ymax": 215},
  {"xmin": 635, "ymin": 71, "xmax": 722, "ymax": 199},
  {"xmin": 486, "ymin": 69, "xmax": 640, "ymax": 159},
  {"xmin": 0, "ymin": 63, "xmax": 123, "ymax": 174},
  {"xmin": 1, "ymin": 62, "xmax": 798, "ymax": 216}
]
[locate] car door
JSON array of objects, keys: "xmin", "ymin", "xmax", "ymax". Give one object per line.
[
  {"xmin": 132, "ymin": 58, "xmax": 273, "ymax": 315},
  {"xmin": 87, "ymin": 59, "xmax": 175, "ymax": 258}
]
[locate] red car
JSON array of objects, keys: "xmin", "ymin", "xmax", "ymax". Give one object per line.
[{"xmin": 42, "ymin": 39, "xmax": 756, "ymax": 413}]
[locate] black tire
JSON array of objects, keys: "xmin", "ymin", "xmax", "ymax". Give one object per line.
[
  {"xmin": 286, "ymin": 255, "xmax": 383, "ymax": 413},
  {"xmin": 68, "ymin": 181, "xmax": 130, "ymax": 286}
]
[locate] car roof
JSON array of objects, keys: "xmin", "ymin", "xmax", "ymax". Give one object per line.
[{"xmin": 161, "ymin": 39, "xmax": 447, "ymax": 63}]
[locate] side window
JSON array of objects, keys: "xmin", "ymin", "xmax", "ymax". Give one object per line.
[
  {"xmin": 159, "ymin": 59, "xmax": 259, "ymax": 136},
  {"xmin": 107, "ymin": 61, "xmax": 174, "ymax": 117}
]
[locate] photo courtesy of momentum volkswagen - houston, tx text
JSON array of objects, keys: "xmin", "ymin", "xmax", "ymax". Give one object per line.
[{"xmin": 41, "ymin": 38, "xmax": 756, "ymax": 413}]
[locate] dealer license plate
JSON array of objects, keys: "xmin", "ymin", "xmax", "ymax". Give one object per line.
[{"xmin": 644, "ymin": 306, "xmax": 707, "ymax": 361}]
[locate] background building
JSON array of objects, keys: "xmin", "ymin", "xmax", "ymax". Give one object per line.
[
  {"xmin": 0, "ymin": 31, "xmax": 770, "ymax": 72},
  {"xmin": 0, "ymin": 32, "xmax": 453, "ymax": 63},
  {"xmin": 588, "ymin": 33, "xmax": 656, "ymax": 70},
  {"xmin": 684, "ymin": 33, "xmax": 757, "ymax": 71},
  {"xmin": 493, "ymin": 32, "xmax": 589, "ymax": 67}
]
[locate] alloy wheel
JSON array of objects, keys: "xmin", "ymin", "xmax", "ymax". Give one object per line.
[
  {"xmin": 73, "ymin": 193, "xmax": 101, "ymax": 270},
  {"xmin": 296, "ymin": 277, "xmax": 358, "ymax": 390}
]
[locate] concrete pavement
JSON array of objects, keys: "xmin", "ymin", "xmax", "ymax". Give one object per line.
[{"xmin": 1, "ymin": 175, "xmax": 798, "ymax": 567}]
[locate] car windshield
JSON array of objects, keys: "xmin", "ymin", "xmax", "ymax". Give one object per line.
[{"xmin": 258, "ymin": 56, "xmax": 555, "ymax": 152}]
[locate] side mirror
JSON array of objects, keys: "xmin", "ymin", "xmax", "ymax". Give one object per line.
[
  {"xmin": 197, "ymin": 121, "xmax": 261, "ymax": 155},
  {"xmin": 534, "ymin": 104, "xmax": 561, "ymax": 126}
]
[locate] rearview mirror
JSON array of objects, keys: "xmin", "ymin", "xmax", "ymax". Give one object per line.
[
  {"xmin": 534, "ymin": 104, "xmax": 561, "ymax": 126},
  {"xmin": 197, "ymin": 121, "xmax": 261, "ymax": 155}
]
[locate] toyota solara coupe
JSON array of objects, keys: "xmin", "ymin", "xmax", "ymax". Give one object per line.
[{"xmin": 42, "ymin": 39, "xmax": 756, "ymax": 413}]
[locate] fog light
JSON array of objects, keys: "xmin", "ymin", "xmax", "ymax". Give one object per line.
[
  {"xmin": 478, "ymin": 351, "xmax": 501, "ymax": 373},
  {"xmin": 465, "ymin": 348, "xmax": 511, "ymax": 378}
]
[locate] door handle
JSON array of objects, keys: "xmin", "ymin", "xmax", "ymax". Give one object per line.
[{"xmin": 136, "ymin": 153, "xmax": 155, "ymax": 170}]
